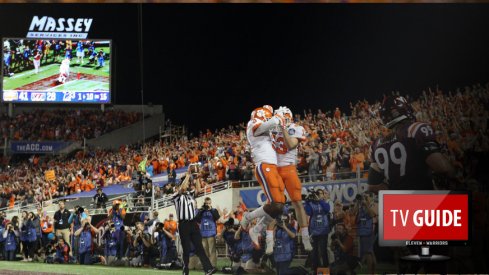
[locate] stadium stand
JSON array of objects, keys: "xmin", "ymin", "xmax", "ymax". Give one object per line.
[{"xmin": 0, "ymin": 83, "xmax": 487, "ymax": 273}]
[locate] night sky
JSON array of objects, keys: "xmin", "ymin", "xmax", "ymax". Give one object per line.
[{"xmin": 1, "ymin": 4, "xmax": 489, "ymax": 133}]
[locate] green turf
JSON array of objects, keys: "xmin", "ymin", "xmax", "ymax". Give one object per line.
[
  {"xmin": 50, "ymin": 79, "xmax": 110, "ymax": 92},
  {"xmin": 0, "ymin": 259, "xmax": 398, "ymax": 275},
  {"xmin": 3, "ymin": 60, "xmax": 110, "ymax": 90},
  {"xmin": 0, "ymin": 261, "xmax": 209, "ymax": 275}
]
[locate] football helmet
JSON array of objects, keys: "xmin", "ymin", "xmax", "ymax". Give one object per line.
[
  {"xmin": 262, "ymin": 105, "xmax": 273, "ymax": 114},
  {"xmin": 379, "ymin": 96, "xmax": 415, "ymax": 129},
  {"xmin": 251, "ymin": 106, "xmax": 273, "ymax": 122},
  {"xmin": 274, "ymin": 106, "xmax": 293, "ymax": 126}
]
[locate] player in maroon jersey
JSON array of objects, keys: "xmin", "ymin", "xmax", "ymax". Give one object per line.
[
  {"xmin": 367, "ymin": 96, "xmax": 458, "ymax": 273},
  {"xmin": 368, "ymin": 95, "xmax": 456, "ymax": 192}
]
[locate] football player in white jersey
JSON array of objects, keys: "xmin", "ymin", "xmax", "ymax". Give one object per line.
[
  {"xmin": 265, "ymin": 106, "xmax": 313, "ymax": 254},
  {"xmin": 241, "ymin": 105, "xmax": 288, "ymax": 249}
]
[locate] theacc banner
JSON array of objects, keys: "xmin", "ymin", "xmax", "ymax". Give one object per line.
[
  {"xmin": 11, "ymin": 141, "xmax": 71, "ymax": 154},
  {"xmin": 240, "ymin": 179, "xmax": 368, "ymax": 208}
]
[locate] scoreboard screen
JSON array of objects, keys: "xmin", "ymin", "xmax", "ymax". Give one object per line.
[{"xmin": 2, "ymin": 38, "xmax": 111, "ymax": 104}]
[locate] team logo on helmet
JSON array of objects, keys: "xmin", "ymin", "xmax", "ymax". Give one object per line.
[
  {"xmin": 251, "ymin": 106, "xmax": 273, "ymax": 122},
  {"xmin": 379, "ymin": 96, "xmax": 414, "ymax": 129}
]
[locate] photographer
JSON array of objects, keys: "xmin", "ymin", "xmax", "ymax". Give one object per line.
[
  {"xmin": 54, "ymin": 238, "xmax": 70, "ymax": 264},
  {"xmin": 130, "ymin": 222, "xmax": 152, "ymax": 267},
  {"xmin": 305, "ymin": 188, "xmax": 330, "ymax": 272},
  {"xmin": 153, "ymin": 222, "xmax": 174, "ymax": 265},
  {"xmin": 69, "ymin": 205, "xmax": 88, "ymax": 261},
  {"xmin": 74, "ymin": 217, "xmax": 100, "ymax": 265},
  {"xmin": 93, "ymin": 187, "xmax": 108, "ymax": 209},
  {"xmin": 102, "ymin": 221, "xmax": 126, "ymax": 266},
  {"xmin": 234, "ymin": 225, "xmax": 260, "ymax": 270},
  {"xmin": 108, "ymin": 200, "xmax": 126, "ymax": 234},
  {"xmin": 196, "ymin": 197, "xmax": 220, "ymax": 267},
  {"xmin": 2, "ymin": 222, "xmax": 19, "ymax": 261},
  {"xmin": 273, "ymin": 214, "xmax": 306, "ymax": 275},
  {"xmin": 330, "ymin": 223, "xmax": 355, "ymax": 275},
  {"xmin": 220, "ymin": 218, "xmax": 241, "ymax": 271},
  {"xmin": 353, "ymin": 193, "xmax": 376, "ymax": 274}
]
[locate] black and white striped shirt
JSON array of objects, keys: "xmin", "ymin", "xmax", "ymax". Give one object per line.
[{"xmin": 172, "ymin": 189, "xmax": 196, "ymax": 221}]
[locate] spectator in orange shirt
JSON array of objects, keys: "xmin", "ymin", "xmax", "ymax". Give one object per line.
[
  {"xmin": 349, "ymin": 147, "xmax": 365, "ymax": 174},
  {"xmin": 163, "ymin": 213, "xmax": 177, "ymax": 238},
  {"xmin": 214, "ymin": 159, "xmax": 226, "ymax": 181},
  {"xmin": 41, "ymin": 215, "xmax": 54, "ymax": 247}
]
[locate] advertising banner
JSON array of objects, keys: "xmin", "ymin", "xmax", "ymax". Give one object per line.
[
  {"xmin": 11, "ymin": 141, "xmax": 70, "ymax": 154},
  {"xmin": 240, "ymin": 179, "xmax": 368, "ymax": 209}
]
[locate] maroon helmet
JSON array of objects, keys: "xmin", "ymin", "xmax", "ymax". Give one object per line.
[{"xmin": 379, "ymin": 96, "xmax": 415, "ymax": 129}]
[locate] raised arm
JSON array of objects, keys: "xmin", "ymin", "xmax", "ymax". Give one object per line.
[
  {"xmin": 179, "ymin": 173, "xmax": 191, "ymax": 194},
  {"xmin": 253, "ymin": 116, "xmax": 282, "ymax": 136}
]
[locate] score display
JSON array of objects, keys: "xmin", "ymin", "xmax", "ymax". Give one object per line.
[
  {"xmin": 3, "ymin": 90, "xmax": 109, "ymax": 103},
  {"xmin": 2, "ymin": 38, "xmax": 111, "ymax": 104}
]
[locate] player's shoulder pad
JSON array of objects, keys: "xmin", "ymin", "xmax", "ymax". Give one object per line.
[
  {"xmin": 407, "ymin": 122, "xmax": 435, "ymax": 140},
  {"xmin": 247, "ymin": 119, "xmax": 261, "ymax": 133},
  {"xmin": 288, "ymin": 123, "xmax": 306, "ymax": 138}
]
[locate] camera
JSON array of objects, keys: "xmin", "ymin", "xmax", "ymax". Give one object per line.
[
  {"xmin": 154, "ymin": 222, "xmax": 164, "ymax": 232},
  {"xmin": 276, "ymin": 218, "xmax": 284, "ymax": 228},
  {"xmin": 76, "ymin": 206, "xmax": 85, "ymax": 215},
  {"xmin": 355, "ymin": 194, "xmax": 363, "ymax": 202},
  {"xmin": 224, "ymin": 218, "xmax": 235, "ymax": 228},
  {"xmin": 201, "ymin": 204, "xmax": 210, "ymax": 211},
  {"xmin": 306, "ymin": 189, "xmax": 320, "ymax": 201}
]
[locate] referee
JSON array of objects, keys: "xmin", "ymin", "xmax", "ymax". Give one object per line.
[{"xmin": 172, "ymin": 170, "xmax": 216, "ymax": 275}]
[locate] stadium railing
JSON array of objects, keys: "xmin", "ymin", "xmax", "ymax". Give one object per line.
[
  {"xmin": 152, "ymin": 166, "xmax": 366, "ymax": 211},
  {"xmin": 2, "ymin": 166, "xmax": 366, "ymax": 220}
]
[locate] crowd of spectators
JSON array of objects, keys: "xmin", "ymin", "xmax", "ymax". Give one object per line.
[
  {"xmin": 0, "ymin": 109, "xmax": 142, "ymax": 144},
  {"xmin": 0, "ymin": 83, "xmax": 488, "ymax": 211}
]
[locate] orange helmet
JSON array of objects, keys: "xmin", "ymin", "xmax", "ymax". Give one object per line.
[
  {"xmin": 112, "ymin": 200, "xmax": 121, "ymax": 206},
  {"xmin": 251, "ymin": 106, "xmax": 273, "ymax": 122},
  {"xmin": 262, "ymin": 105, "xmax": 273, "ymax": 114}
]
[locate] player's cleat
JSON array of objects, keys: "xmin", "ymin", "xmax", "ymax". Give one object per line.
[
  {"xmin": 205, "ymin": 267, "xmax": 217, "ymax": 275},
  {"xmin": 265, "ymin": 238, "xmax": 274, "ymax": 255},
  {"xmin": 302, "ymin": 234, "xmax": 313, "ymax": 252},
  {"xmin": 249, "ymin": 225, "xmax": 261, "ymax": 249},
  {"xmin": 240, "ymin": 212, "xmax": 252, "ymax": 230}
]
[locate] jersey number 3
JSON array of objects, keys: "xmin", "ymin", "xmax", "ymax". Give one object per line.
[
  {"xmin": 374, "ymin": 142, "xmax": 407, "ymax": 179},
  {"xmin": 271, "ymin": 133, "xmax": 288, "ymax": 154}
]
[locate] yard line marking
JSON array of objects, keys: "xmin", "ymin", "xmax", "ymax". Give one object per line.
[
  {"xmin": 8, "ymin": 64, "xmax": 58, "ymax": 79},
  {"xmin": 47, "ymin": 80, "xmax": 76, "ymax": 90}
]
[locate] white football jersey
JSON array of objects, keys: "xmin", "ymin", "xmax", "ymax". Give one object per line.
[
  {"xmin": 246, "ymin": 119, "xmax": 278, "ymax": 165},
  {"xmin": 270, "ymin": 123, "xmax": 307, "ymax": 167}
]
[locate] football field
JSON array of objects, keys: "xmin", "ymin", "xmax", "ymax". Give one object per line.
[
  {"xmin": 0, "ymin": 261, "xmax": 206, "ymax": 275},
  {"xmin": 0, "ymin": 259, "xmax": 395, "ymax": 274},
  {"xmin": 2, "ymin": 61, "xmax": 110, "ymax": 92}
]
